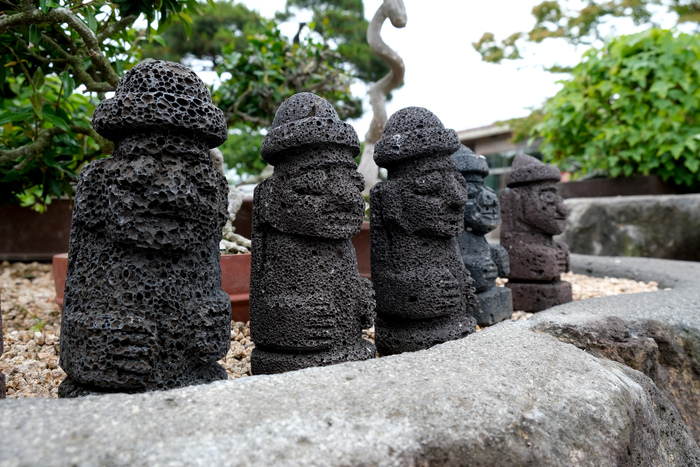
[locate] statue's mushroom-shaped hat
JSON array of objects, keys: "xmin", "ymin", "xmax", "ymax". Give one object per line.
[
  {"xmin": 92, "ymin": 60, "xmax": 227, "ymax": 147},
  {"xmin": 260, "ymin": 92, "xmax": 360, "ymax": 165},
  {"xmin": 374, "ymin": 107, "xmax": 460, "ymax": 168},
  {"xmin": 505, "ymin": 153, "xmax": 561, "ymax": 187},
  {"xmin": 451, "ymin": 145, "xmax": 489, "ymax": 182}
]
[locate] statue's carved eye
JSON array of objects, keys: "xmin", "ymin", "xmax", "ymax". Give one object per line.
[
  {"xmin": 413, "ymin": 171, "xmax": 443, "ymax": 195},
  {"xmin": 291, "ymin": 170, "xmax": 327, "ymax": 195},
  {"xmin": 539, "ymin": 190, "xmax": 557, "ymax": 204}
]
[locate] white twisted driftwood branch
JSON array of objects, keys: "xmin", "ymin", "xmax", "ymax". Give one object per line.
[{"xmin": 357, "ymin": 0, "xmax": 406, "ymax": 195}]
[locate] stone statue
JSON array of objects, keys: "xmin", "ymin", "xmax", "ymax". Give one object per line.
[
  {"xmin": 59, "ymin": 60, "xmax": 231, "ymax": 397},
  {"xmin": 499, "ymin": 153, "xmax": 572, "ymax": 312},
  {"xmin": 1, "ymin": 298, "xmax": 5, "ymax": 399},
  {"xmin": 451, "ymin": 146, "xmax": 513, "ymax": 326},
  {"xmin": 370, "ymin": 107, "xmax": 477, "ymax": 356},
  {"xmin": 250, "ymin": 93, "xmax": 376, "ymax": 374}
]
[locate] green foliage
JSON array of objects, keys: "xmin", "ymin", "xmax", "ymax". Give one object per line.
[
  {"xmin": 213, "ymin": 19, "xmax": 361, "ymax": 178},
  {"xmin": 214, "ymin": 19, "xmax": 361, "ymax": 131},
  {"xmin": 474, "ymin": 0, "xmax": 700, "ymax": 68},
  {"xmin": 218, "ymin": 124, "xmax": 266, "ymax": 178},
  {"xmin": 0, "ymin": 0, "xmax": 197, "ymax": 209},
  {"xmin": 281, "ymin": 0, "xmax": 390, "ymax": 83},
  {"xmin": 536, "ymin": 29, "xmax": 700, "ymax": 186},
  {"xmin": 141, "ymin": 1, "xmax": 266, "ymax": 66},
  {"xmin": 0, "ymin": 75, "xmax": 101, "ymax": 209}
]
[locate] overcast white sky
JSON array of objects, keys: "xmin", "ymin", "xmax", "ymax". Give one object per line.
[{"xmin": 232, "ymin": 0, "xmax": 678, "ymax": 137}]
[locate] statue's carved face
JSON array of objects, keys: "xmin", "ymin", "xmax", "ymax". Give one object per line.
[
  {"xmin": 521, "ymin": 183, "xmax": 568, "ymax": 235},
  {"xmin": 260, "ymin": 150, "xmax": 365, "ymax": 239},
  {"xmin": 96, "ymin": 139, "xmax": 226, "ymax": 250},
  {"xmin": 464, "ymin": 183, "xmax": 500, "ymax": 235},
  {"xmin": 383, "ymin": 158, "xmax": 467, "ymax": 238}
]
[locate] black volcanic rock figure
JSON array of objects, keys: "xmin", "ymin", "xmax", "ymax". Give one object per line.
[
  {"xmin": 1, "ymin": 298, "xmax": 5, "ymax": 399},
  {"xmin": 370, "ymin": 107, "xmax": 477, "ymax": 356},
  {"xmin": 58, "ymin": 60, "xmax": 231, "ymax": 397},
  {"xmin": 249, "ymin": 93, "xmax": 376, "ymax": 375},
  {"xmin": 499, "ymin": 153, "xmax": 572, "ymax": 312},
  {"xmin": 451, "ymin": 146, "xmax": 513, "ymax": 326}
]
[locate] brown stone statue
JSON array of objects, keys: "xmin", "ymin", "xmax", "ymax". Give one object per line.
[
  {"xmin": 370, "ymin": 107, "xmax": 477, "ymax": 356},
  {"xmin": 499, "ymin": 154, "xmax": 572, "ymax": 312},
  {"xmin": 249, "ymin": 93, "xmax": 376, "ymax": 375},
  {"xmin": 59, "ymin": 61, "xmax": 231, "ymax": 397},
  {"xmin": 452, "ymin": 146, "xmax": 513, "ymax": 325}
]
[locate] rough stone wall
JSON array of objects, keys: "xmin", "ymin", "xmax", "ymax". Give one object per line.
[
  {"xmin": 500, "ymin": 154, "xmax": 572, "ymax": 312},
  {"xmin": 249, "ymin": 93, "xmax": 376, "ymax": 374},
  {"xmin": 451, "ymin": 146, "xmax": 512, "ymax": 326},
  {"xmin": 371, "ymin": 107, "xmax": 477, "ymax": 355},
  {"xmin": 58, "ymin": 60, "xmax": 231, "ymax": 397}
]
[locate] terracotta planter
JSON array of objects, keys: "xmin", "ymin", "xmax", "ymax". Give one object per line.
[
  {"xmin": 351, "ymin": 221, "xmax": 371, "ymax": 279},
  {"xmin": 52, "ymin": 253, "xmax": 69, "ymax": 308},
  {"xmin": 0, "ymin": 200, "xmax": 73, "ymax": 261},
  {"xmin": 220, "ymin": 253, "xmax": 251, "ymax": 322},
  {"xmin": 53, "ymin": 252, "xmax": 252, "ymax": 323}
]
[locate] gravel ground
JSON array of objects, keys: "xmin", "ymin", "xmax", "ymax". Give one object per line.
[{"xmin": 1, "ymin": 261, "xmax": 660, "ymax": 399}]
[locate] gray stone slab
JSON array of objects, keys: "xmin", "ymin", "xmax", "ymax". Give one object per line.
[
  {"xmin": 560, "ymin": 194, "xmax": 700, "ymax": 261},
  {"xmin": 1, "ymin": 255, "xmax": 699, "ymax": 466}
]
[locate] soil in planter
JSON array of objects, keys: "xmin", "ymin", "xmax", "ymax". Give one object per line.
[{"xmin": 0, "ymin": 261, "xmax": 661, "ymax": 399}]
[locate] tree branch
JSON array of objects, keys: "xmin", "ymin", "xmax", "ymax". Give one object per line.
[{"xmin": 97, "ymin": 14, "xmax": 137, "ymax": 42}]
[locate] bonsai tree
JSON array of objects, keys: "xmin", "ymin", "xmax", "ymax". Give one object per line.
[
  {"xmin": 0, "ymin": 0, "xmax": 201, "ymax": 211},
  {"xmin": 536, "ymin": 29, "xmax": 700, "ymax": 187}
]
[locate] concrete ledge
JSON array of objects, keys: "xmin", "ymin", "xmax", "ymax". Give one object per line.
[{"xmin": 1, "ymin": 255, "xmax": 699, "ymax": 466}]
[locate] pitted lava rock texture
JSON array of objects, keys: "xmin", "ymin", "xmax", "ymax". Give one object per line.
[
  {"xmin": 499, "ymin": 154, "xmax": 572, "ymax": 312},
  {"xmin": 1, "ymin": 298, "xmax": 5, "ymax": 399},
  {"xmin": 58, "ymin": 60, "xmax": 231, "ymax": 397},
  {"xmin": 452, "ymin": 146, "xmax": 512, "ymax": 326},
  {"xmin": 250, "ymin": 93, "xmax": 376, "ymax": 374},
  {"xmin": 370, "ymin": 107, "xmax": 477, "ymax": 356}
]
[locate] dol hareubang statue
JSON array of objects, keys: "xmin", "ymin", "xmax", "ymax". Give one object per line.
[
  {"xmin": 249, "ymin": 93, "xmax": 376, "ymax": 375},
  {"xmin": 451, "ymin": 146, "xmax": 513, "ymax": 326},
  {"xmin": 499, "ymin": 153, "xmax": 572, "ymax": 312},
  {"xmin": 370, "ymin": 107, "xmax": 477, "ymax": 356},
  {"xmin": 59, "ymin": 61, "xmax": 231, "ymax": 397}
]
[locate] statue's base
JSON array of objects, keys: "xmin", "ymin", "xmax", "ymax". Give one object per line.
[
  {"xmin": 472, "ymin": 287, "xmax": 513, "ymax": 326},
  {"xmin": 507, "ymin": 280, "xmax": 572, "ymax": 313},
  {"xmin": 251, "ymin": 339, "xmax": 376, "ymax": 375},
  {"xmin": 58, "ymin": 362, "xmax": 228, "ymax": 398},
  {"xmin": 375, "ymin": 312, "xmax": 476, "ymax": 356}
]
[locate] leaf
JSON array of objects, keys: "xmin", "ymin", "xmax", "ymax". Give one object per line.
[
  {"xmin": 0, "ymin": 112, "xmax": 34, "ymax": 125},
  {"xmin": 30, "ymin": 94, "xmax": 43, "ymax": 119},
  {"xmin": 84, "ymin": 9, "xmax": 98, "ymax": 32},
  {"xmin": 33, "ymin": 68, "xmax": 45, "ymax": 90},
  {"xmin": 59, "ymin": 71, "xmax": 74, "ymax": 96},
  {"xmin": 29, "ymin": 25, "xmax": 41, "ymax": 46},
  {"xmin": 151, "ymin": 35, "xmax": 167, "ymax": 47},
  {"xmin": 43, "ymin": 114, "xmax": 71, "ymax": 132},
  {"xmin": 4, "ymin": 61, "xmax": 17, "ymax": 67}
]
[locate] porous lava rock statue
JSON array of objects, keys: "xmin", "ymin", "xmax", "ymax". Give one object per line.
[
  {"xmin": 370, "ymin": 107, "xmax": 477, "ymax": 356},
  {"xmin": 451, "ymin": 146, "xmax": 513, "ymax": 326},
  {"xmin": 1, "ymin": 299, "xmax": 5, "ymax": 399},
  {"xmin": 499, "ymin": 153, "xmax": 572, "ymax": 312},
  {"xmin": 58, "ymin": 60, "xmax": 231, "ymax": 397},
  {"xmin": 250, "ymin": 93, "xmax": 376, "ymax": 375}
]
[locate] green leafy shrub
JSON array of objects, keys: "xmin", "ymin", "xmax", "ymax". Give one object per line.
[
  {"xmin": 536, "ymin": 29, "xmax": 700, "ymax": 186},
  {"xmin": 0, "ymin": 0, "xmax": 201, "ymax": 210}
]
